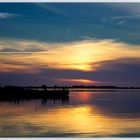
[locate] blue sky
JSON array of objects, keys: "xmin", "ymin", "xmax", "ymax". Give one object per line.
[
  {"xmin": 0, "ymin": 3, "xmax": 140, "ymax": 44},
  {"xmin": 0, "ymin": 3, "xmax": 140, "ymax": 86}
]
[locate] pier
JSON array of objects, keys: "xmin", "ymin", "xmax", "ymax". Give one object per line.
[{"xmin": 0, "ymin": 86, "xmax": 69, "ymax": 99}]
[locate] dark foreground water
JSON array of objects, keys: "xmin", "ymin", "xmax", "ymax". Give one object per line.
[{"xmin": 0, "ymin": 89, "xmax": 140, "ymax": 137}]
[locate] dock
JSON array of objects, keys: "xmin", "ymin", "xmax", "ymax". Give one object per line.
[{"xmin": 0, "ymin": 86, "xmax": 69, "ymax": 99}]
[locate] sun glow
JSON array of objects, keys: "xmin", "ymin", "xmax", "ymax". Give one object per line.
[
  {"xmin": 58, "ymin": 78, "xmax": 95, "ymax": 85},
  {"xmin": 0, "ymin": 39, "xmax": 140, "ymax": 73}
]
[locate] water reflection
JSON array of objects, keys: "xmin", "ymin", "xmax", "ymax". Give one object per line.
[
  {"xmin": 70, "ymin": 90, "xmax": 140, "ymax": 116},
  {"xmin": 0, "ymin": 90, "xmax": 140, "ymax": 137},
  {"xmin": 41, "ymin": 98, "xmax": 69, "ymax": 105},
  {"xmin": 0, "ymin": 98, "xmax": 69, "ymax": 105}
]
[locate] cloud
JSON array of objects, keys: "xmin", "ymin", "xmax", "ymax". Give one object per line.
[
  {"xmin": 115, "ymin": 20, "xmax": 126, "ymax": 25},
  {"xmin": 0, "ymin": 47, "xmax": 21, "ymax": 52},
  {"xmin": 0, "ymin": 38, "xmax": 140, "ymax": 86},
  {"xmin": 102, "ymin": 14, "xmax": 140, "ymax": 26},
  {"xmin": 80, "ymin": 35, "xmax": 93, "ymax": 40},
  {"xmin": 110, "ymin": 15, "xmax": 140, "ymax": 20},
  {"xmin": 36, "ymin": 3, "xmax": 67, "ymax": 17},
  {"xmin": 0, "ymin": 12, "xmax": 19, "ymax": 19},
  {"xmin": 0, "ymin": 40, "xmax": 48, "ymax": 52},
  {"xmin": 0, "ymin": 57, "xmax": 140, "ymax": 86},
  {"xmin": 107, "ymin": 3, "xmax": 140, "ymax": 15},
  {"xmin": 0, "ymin": 38, "xmax": 140, "ymax": 71},
  {"xmin": 37, "ymin": 58, "xmax": 140, "ymax": 86}
]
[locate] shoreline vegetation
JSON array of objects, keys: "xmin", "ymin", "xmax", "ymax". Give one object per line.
[{"xmin": 0, "ymin": 85, "xmax": 140, "ymax": 89}]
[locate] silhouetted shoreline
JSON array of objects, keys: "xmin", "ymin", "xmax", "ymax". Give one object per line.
[
  {"xmin": 0, "ymin": 85, "xmax": 140, "ymax": 100},
  {"xmin": 69, "ymin": 85, "xmax": 140, "ymax": 89},
  {"xmin": 1, "ymin": 85, "xmax": 140, "ymax": 89}
]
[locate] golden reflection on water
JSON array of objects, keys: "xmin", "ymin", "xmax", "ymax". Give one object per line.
[
  {"xmin": 73, "ymin": 91, "xmax": 92, "ymax": 101},
  {"xmin": 0, "ymin": 101, "xmax": 140, "ymax": 137}
]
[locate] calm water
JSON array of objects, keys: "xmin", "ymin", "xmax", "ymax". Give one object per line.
[{"xmin": 0, "ymin": 89, "xmax": 140, "ymax": 137}]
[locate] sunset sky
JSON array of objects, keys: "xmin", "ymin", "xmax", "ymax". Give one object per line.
[{"xmin": 0, "ymin": 3, "xmax": 140, "ymax": 86}]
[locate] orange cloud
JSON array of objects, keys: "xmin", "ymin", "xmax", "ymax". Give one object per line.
[{"xmin": 57, "ymin": 78, "xmax": 98, "ymax": 85}]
